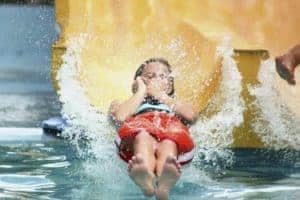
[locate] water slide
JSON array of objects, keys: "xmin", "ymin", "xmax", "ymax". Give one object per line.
[{"xmin": 52, "ymin": 0, "xmax": 300, "ymax": 148}]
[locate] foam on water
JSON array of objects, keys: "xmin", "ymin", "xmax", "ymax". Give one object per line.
[
  {"xmin": 248, "ymin": 59, "xmax": 300, "ymax": 150},
  {"xmin": 190, "ymin": 37, "xmax": 244, "ymax": 168},
  {"xmin": 212, "ymin": 185, "xmax": 300, "ymax": 199},
  {"xmin": 56, "ymin": 34, "xmax": 114, "ymax": 157}
]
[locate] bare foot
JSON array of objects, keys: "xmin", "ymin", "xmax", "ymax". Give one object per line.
[
  {"xmin": 128, "ymin": 154, "xmax": 155, "ymax": 197},
  {"xmin": 155, "ymin": 156, "xmax": 181, "ymax": 200},
  {"xmin": 275, "ymin": 54, "xmax": 296, "ymax": 85}
]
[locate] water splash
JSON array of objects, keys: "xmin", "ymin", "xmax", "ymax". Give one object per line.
[
  {"xmin": 56, "ymin": 35, "xmax": 247, "ymax": 191},
  {"xmin": 56, "ymin": 34, "xmax": 114, "ymax": 157},
  {"xmin": 248, "ymin": 59, "xmax": 300, "ymax": 150},
  {"xmin": 191, "ymin": 37, "xmax": 245, "ymax": 169}
]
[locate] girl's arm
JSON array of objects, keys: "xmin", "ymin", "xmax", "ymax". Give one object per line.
[
  {"xmin": 110, "ymin": 90, "xmax": 144, "ymax": 122},
  {"xmin": 158, "ymin": 93, "xmax": 198, "ymax": 123},
  {"xmin": 109, "ymin": 77, "xmax": 146, "ymax": 123},
  {"xmin": 147, "ymin": 80, "xmax": 198, "ymax": 123}
]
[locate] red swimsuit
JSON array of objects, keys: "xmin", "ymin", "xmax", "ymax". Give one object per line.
[{"xmin": 115, "ymin": 109, "xmax": 195, "ymax": 165}]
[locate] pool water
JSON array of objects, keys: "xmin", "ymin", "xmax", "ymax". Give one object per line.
[{"xmin": 0, "ymin": 137, "xmax": 299, "ymax": 200}]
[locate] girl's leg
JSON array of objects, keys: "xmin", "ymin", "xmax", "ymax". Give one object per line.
[
  {"xmin": 155, "ymin": 139, "xmax": 181, "ymax": 200},
  {"xmin": 128, "ymin": 130, "xmax": 157, "ymax": 196},
  {"xmin": 155, "ymin": 139, "xmax": 179, "ymax": 176}
]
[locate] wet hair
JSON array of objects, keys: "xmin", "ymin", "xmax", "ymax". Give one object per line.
[{"xmin": 134, "ymin": 58, "xmax": 174, "ymax": 96}]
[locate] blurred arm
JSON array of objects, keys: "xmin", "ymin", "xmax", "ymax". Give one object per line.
[
  {"xmin": 158, "ymin": 93, "xmax": 198, "ymax": 123},
  {"xmin": 109, "ymin": 90, "xmax": 145, "ymax": 123}
]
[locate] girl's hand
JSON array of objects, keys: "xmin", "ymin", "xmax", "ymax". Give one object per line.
[
  {"xmin": 147, "ymin": 80, "xmax": 165, "ymax": 99},
  {"xmin": 132, "ymin": 76, "xmax": 147, "ymax": 96}
]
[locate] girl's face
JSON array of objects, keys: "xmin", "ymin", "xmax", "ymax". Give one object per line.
[{"xmin": 141, "ymin": 62, "xmax": 173, "ymax": 94}]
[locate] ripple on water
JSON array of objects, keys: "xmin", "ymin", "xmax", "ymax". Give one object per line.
[
  {"xmin": 0, "ymin": 165, "xmax": 13, "ymax": 168},
  {"xmin": 42, "ymin": 161, "xmax": 70, "ymax": 168},
  {"xmin": 37, "ymin": 155, "xmax": 67, "ymax": 161},
  {"xmin": 212, "ymin": 185, "xmax": 300, "ymax": 199},
  {"xmin": 0, "ymin": 174, "xmax": 55, "ymax": 192}
]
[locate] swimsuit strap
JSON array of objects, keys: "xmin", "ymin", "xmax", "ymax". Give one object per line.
[{"xmin": 135, "ymin": 102, "xmax": 172, "ymax": 114}]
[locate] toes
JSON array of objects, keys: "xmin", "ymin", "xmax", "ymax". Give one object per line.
[
  {"xmin": 155, "ymin": 186, "xmax": 170, "ymax": 200},
  {"xmin": 165, "ymin": 156, "xmax": 181, "ymax": 173},
  {"xmin": 135, "ymin": 154, "xmax": 144, "ymax": 164},
  {"xmin": 143, "ymin": 188, "xmax": 155, "ymax": 197},
  {"xmin": 175, "ymin": 162, "xmax": 181, "ymax": 172},
  {"xmin": 128, "ymin": 156, "xmax": 138, "ymax": 172},
  {"xmin": 132, "ymin": 155, "xmax": 141, "ymax": 164},
  {"xmin": 128, "ymin": 154, "xmax": 146, "ymax": 172},
  {"xmin": 175, "ymin": 162, "xmax": 181, "ymax": 173},
  {"xmin": 166, "ymin": 156, "xmax": 175, "ymax": 162},
  {"xmin": 131, "ymin": 156, "xmax": 137, "ymax": 162},
  {"xmin": 166, "ymin": 156, "xmax": 177, "ymax": 165},
  {"xmin": 128, "ymin": 160, "xmax": 133, "ymax": 171}
]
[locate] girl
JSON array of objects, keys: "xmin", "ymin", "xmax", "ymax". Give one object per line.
[{"xmin": 109, "ymin": 58, "xmax": 197, "ymax": 200}]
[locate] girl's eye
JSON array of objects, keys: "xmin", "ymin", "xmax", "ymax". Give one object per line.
[
  {"xmin": 143, "ymin": 73, "xmax": 168, "ymax": 79},
  {"xmin": 144, "ymin": 74, "xmax": 155, "ymax": 79}
]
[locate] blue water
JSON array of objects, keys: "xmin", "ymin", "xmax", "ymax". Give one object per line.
[{"xmin": 0, "ymin": 138, "xmax": 299, "ymax": 199}]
